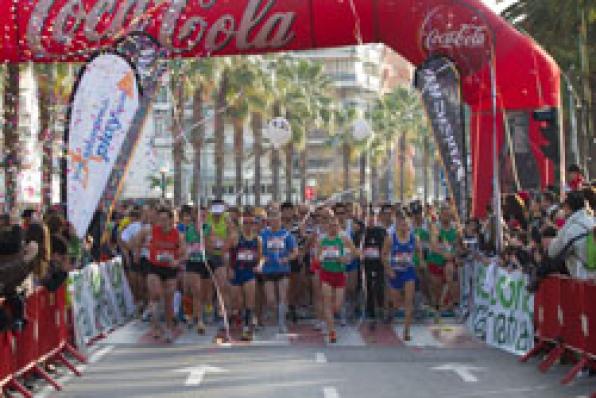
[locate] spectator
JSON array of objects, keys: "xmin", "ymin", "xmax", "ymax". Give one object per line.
[
  {"xmin": 566, "ymin": 164, "xmax": 585, "ymax": 192},
  {"xmin": 548, "ymin": 191, "xmax": 595, "ymax": 280}
]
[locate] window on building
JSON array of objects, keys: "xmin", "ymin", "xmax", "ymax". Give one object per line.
[{"xmin": 154, "ymin": 112, "xmax": 170, "ymax": 138}]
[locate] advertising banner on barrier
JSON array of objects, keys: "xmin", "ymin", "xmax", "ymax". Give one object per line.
[
  {"xmin": 68, "ymin": 257, "xmax": 134, "ymax": 349},
  {"xmin": 67, "ymin": 53, "xmax": 140, "ymax": 239},
  {"xmin": 466, "ymin": 261, "xmax": 534, "ymax": 356}
]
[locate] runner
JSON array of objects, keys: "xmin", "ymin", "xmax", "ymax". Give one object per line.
[
  {"xmin": 119, "ymin": 207, "xmax": 143, "ymax": 314},
  {"xmin": 427, "ymin": 205, "xmax": 462, "ymax": 322},
  {"xmin": 379, "ymin": 203, "xmax": 396, "ymax": 323},
  {"xmin": 317, "ymin": 209, "xmax": 359, "ymax": 343},
  {"xmin": 362, "ymin": 205, "xmax": 387, "ymax": 331},
  {"xmin": 257, "ymin": 206, "xmax": 298, "ymax": 333},
  {"xmin": 281, "ymin": 202, "xmax": 301, "ymax": 324},
  {"xmin": 181, "ymin": 207, "xmax": 209, "ymax": 334},
  {"xmin": 204, "ymin": 200, "xmax": 232, "ymax": 336},
  {"xmin": 230, "ymin": 208, "xmax": 262, "ymax": 340},
  {"xmin": 136, "ymin": 206, "xmax": 186, "ymax": 343},
  {"xmin": 382, "ymin": 210, "xmax": 421, "ymax": 341},
  {"xmin": 335, "ymin": 202, "xmax": 358, "ymax": 325},
  {"xmin": 307, "ymin": 207, "xmax": 325, "ymax": 331},
  {"xmin": 410, "ymin": 201, "xmax": 431, "ymax": 318}
]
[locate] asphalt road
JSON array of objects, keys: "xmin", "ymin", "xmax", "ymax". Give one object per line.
[{"xmin": 36, "ymin": 321, "xmax": 595, "ymax": 398}]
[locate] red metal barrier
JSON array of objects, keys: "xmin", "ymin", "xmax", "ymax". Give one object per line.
[
  {"xmin": 1, "ymin": 285, "xmax": 85, "ymax": 397},
  {"xmin": 520, "ymin": 275, "xmax": 596, "ymax": 385}
]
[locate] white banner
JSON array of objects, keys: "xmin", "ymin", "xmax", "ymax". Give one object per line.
[
  {"xmin": 68, "ymin": 257, "xmax": 135, "ymax": 350},
  {"xmin": 466, "ymin": 261, "xmax": 534, "ymax": 356},
  {"xmin": 67, "ymin": 53, "xmax": 139, "ymax": 238}
]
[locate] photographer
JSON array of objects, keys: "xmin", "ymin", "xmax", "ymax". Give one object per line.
[{"xmin": 548, "ymin": 191, "xmax": 595, "ymax": 280}]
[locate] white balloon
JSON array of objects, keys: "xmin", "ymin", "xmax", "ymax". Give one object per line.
[
  {"xmin": 352, "ymin": 118, "xmax": 372, "ymax": 140},
  {"xmin": 267, "ymin": 117, "xmax": 292, "ymax": 148}
]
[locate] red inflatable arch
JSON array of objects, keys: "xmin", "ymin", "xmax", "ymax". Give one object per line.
[{"xmin": 0, "ymin": 0, "xmax": 560, "ymax": 217}]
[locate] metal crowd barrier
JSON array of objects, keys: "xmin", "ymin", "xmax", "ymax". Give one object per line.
[{"xmin": 520, "ymin": 275, "xmax": 596, "ymax": 384}]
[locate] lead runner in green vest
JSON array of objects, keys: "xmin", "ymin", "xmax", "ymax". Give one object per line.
[
  {"xmin": 181, "ymin": 207, "xmax": 209, "ymax": 335},
  {"xmin": 427, "ymin": 206, "xmax": 461, "ymax": 322},
  {"xmin": 317, "ymin": 209, "xmax": 359, "ymax": 344}
]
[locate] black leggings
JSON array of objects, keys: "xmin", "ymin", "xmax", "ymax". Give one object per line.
[{"xmin": 364, "ymin": 262, "xmax": 385, "ymax": 320}]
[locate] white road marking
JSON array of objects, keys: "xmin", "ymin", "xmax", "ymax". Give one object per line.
[
  {"xmin": 174, "ymin": 365, "xmax": 228, "ymax": 387},
  {"xmin": 323, "ymin": 386, "xmax": 340, "ymax": 398},
  {"xmin": 315, "ymin": 352, "xmax": 327, "ymax": 363},
  {"xmin": 432, "ymin": 363, "xmax": 485, "ymax": 383},
  {"xmin": 89, "ymin": 345, "xmax": 114, "ymax": 363}
]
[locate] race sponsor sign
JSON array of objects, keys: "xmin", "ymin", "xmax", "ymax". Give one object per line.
[
  {"xmin": 67, "ymin": 53, "xmax": 140, "ymax": 238},
  {"xmin": 68, "ymin": 257, "xmax": 134, "ymax": 350},
  {"xmin": 466, "ymin": 261, "xmax": 534, "ymax": 356}
]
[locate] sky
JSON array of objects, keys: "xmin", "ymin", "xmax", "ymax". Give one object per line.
[{"xmin": 481, "ymin": 0, "xmax": 518, "ymax": 13}]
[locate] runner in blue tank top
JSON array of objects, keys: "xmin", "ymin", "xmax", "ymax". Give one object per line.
[
  {"xmin": 230, "ymin": 208, "xmax": 262, "ymax": 340},
  {"xmin": 382, "ymin": 210, "xmax": 422, "ymax": 341}
]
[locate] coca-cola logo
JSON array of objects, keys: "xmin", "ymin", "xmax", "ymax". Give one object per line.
[
  {"xmin": 419, "ymin": 5, "xmax": 492, "ymax": 74},
  {"xmin": 424, "ymin": 24, "xmax": 487, "ymax": 51},
  {"xmin": 25, "ymin": 0, "xmax": 296, "ymax": 58}
]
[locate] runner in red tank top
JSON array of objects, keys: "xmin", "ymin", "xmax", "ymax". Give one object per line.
[{"xmin": 137, "ymin": 207, "xmax": 186, "ymax": 343}]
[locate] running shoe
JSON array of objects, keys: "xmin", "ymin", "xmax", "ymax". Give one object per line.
[
  {"xmin": 328, "ymin": 330, "xmax": 337, "ymax": 344},
  {"xmin": 313, "ymin": 320, "xmax": 323, "ymax": 331},
  {"xmin": 196, "ymin": 322, "xmax": 206, "ymax": 335},
  {"xmin": 241, "ymin": 326, "xmax": 253, "ymax": 341}
]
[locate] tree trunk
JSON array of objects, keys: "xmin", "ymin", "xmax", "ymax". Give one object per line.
[
  {"xmin": 433, "ymin": 158, "xmax": 441, "ymax": 201},
  {"xmin": 233, "ymin": 118, "xmax": 244, "ymax": 206},
  {"xmin": 371, "ymin": 157, "xmax": 378, "ymax": 204},
  {"xmin": 271, "ymin": 102, "xmax": 281, "ymax": 203},
  {"xmin": 342, "ymin": 140, "xmax": 350, "ymax": 200},
  {"xmin": 285, "ymin": 141, "xmax": 293, "ymax": 203},
  {"xmin": 384, "ymin": 144, "xmax": 392, "ymax": 202},
  {"xmin": 36, "ymin": 64, "xmax": 52, "ymax": 209},
  {"xmin": 214, "ymin": 70, "xmax": 228, "ymax": 200},
  {"xmin": 251, "ymin": 112, "xmax": 262, "ymax": 206},
  {"xmin": 578, "ymin": 0, "xmax": 594, "ymax": 179},
  {"xmin": 171, "ymin": 77, "xmax": 184, "ymax": 206},
  {"xmin": 272, "ymin": 149, "xmax": 280, "ymax": 203},
  {"xmin": 4, "ymin": 64, "xmax": 20, "ymax": 210},
  {"xmin": 359, "ymin": 151, "xmax": 366, "ymax": 204},
  {"xmin": 192, "ymin": 84, "xmax": 204, "ymax": 206},
  {"xmin": 300, "ymin": 148, "xmax": 307, "ymax": 202},
  {"xmin": 399, "ymin": 131, "xmax": 406, "ymax": 203},
  {"xmin": 423, "ymin": 134, "xmax": 429, "ymax": 205}
]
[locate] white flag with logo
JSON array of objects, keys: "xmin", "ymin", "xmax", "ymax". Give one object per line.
[{"xmin": 67, "ymin": 53, "xmax": 139, "ymax": 238}]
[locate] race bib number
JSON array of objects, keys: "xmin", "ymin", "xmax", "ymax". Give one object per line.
[
  {"xmin": 188, "ymin": 243, "xmax": 205, "ymax": 260},
  {"xmin": 156, "ymin": 252, "xmax": 174, "ymax": 264},
  {"xmin": 267, "ymin": 238, "xmax": 285, "ymax": 251},
  {"xmin": 392, "ymin": 252, "xmax": 412, "ymax": 269},
  {"xmin": 364, "ymin": 247, "xmax": 380, "ymax": 259},
  {"xmin": 237, "ymin": 250, "xmax": 256, "ymax": 262},
  {"xmin": 322, "ymin": 247, "xmax": 341, "ymax": 260},
  {"xmin": 212, "ymin": 238, "xmax": 224, "ymax": 249}
]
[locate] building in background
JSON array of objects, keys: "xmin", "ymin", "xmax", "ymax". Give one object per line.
[{"xmin": 122, "ymin": 45, "xmax": 423, "ymax": 205}]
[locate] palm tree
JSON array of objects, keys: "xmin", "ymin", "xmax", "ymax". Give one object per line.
[
  {"xmin": 214, "ymin": 64, "xmax": 231, "ymax": 201},
  {"xmin": 226, "ymin": 57, "xmax": 261, "ymax": 206},
  {"xmin": 168, "ymin": 60, "xmax": 187, "ymax": 206},
  {"xmin": 2, "ymin": 63, "xmax": 20, "ymax": 209},
  {"xmin": 277, "ymin": 58, "xmax": 333, "ymax": 202},
  {"xmin": 187, "ymin": 58, "xmax": 220, "ymax": 207},
  {"xmin": 34, "ymin": 64, "xmax": 52, "ymax": 208}
]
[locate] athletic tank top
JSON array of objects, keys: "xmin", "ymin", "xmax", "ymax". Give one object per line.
[
  {"xmin": 427, "ymin": 225, "xmax": 457, "ymax": 265},
  {"xmin": 235, "ymin": 235, "xmax": 259, "ymax": 269},
  {"xmin": 185, "ymin": 223, "xmax": 205, "ymax": 262},
  {"xmin": 320, "ymin": 235, "xmax": 345, "ymax": 273},
  {"xmin": 391, "ymin": 230, "xmax": 415, "ymax": 271},
  {"xmin": 149, "ymin": 225, "xmax": 180, "ymax": 267},
  {"xmin": 206, "ymin": 215, "xmax": 227, "ymax": 256}
]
